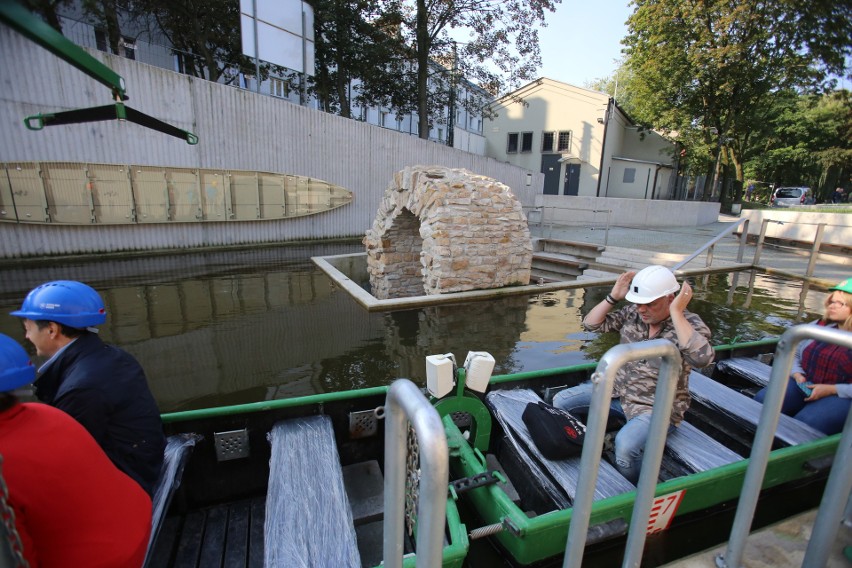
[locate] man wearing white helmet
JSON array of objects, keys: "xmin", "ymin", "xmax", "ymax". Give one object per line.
[{"xmin": 554, "ymin": 265, "xmax": 713, "ymax": 484}]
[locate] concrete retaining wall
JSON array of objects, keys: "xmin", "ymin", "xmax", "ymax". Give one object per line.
[
  {"xmin": 738, "ymin": 210, "xmax": 850, "ymax": 248},
  {"xmin": 534, "ymin": 195, "xmax": 721, "ymax": 228}
]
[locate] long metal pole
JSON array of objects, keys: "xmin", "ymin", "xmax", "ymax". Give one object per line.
[
  {"xmin": 563, "ymin": 339, "xmax": 682, "ymax": 568},
  {"xmin": 802, "ymin": 401, "xmax": 852, "ymax": 567},
  {"xmin": 383, "ymin": 379, "xmax": 449, "ymax": 568},
  {"xmin": 253, "ymin": 0, "xmax": 260, "ymax": 93}
]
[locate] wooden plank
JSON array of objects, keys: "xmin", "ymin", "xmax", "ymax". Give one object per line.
[
  {"xmin": 248, "ymin": 497, "xmax": 265, "ymax": 568},
  {"xmin": 198, "ymin": 506, "xmax": 228, "ymax": 568},
  {"xmin": 173, "ymin": 510, "xmax": 205, "ymax": 568},
  {"xmin": 223, "ymin": 500, "xmax": 251, "ymax": 567}
]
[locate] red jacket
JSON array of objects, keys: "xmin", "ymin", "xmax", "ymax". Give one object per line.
[{"xmin": 0, "ymin": 402, "xmax": 152, "ymax": 567}]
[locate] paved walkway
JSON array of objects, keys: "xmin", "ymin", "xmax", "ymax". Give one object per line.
[
  {"xmin": 663, "ymin": 508, "xmax": 852, "ymax": 568},
  {"xmin": 532, "ymin": 214, "xmax": 850, "ymax": 285}
]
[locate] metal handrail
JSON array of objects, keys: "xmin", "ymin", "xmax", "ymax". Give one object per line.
[
  {"xmin": 715, "ymin": 324, "xmax": 852, "ymax": 568},
  {"xmin": 383, "ymin": 379, "xmax": 449, "ymax": 568},
  {"xmin": 562, "ymin": 339, "xmax": 683, "ymax": 568},
  {"xmin": 671, "ymin": 218, "xmax": 749, "ymax": 271},
  {"xmin": 525, "ymin": 205, "xmax": 612, "ymax": 247}
]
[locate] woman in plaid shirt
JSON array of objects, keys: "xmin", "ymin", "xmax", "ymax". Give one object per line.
[{"xmin": 754, "ymin": 278, "xmax": 852, "ymax": 435}]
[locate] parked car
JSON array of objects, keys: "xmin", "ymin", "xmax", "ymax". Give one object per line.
[{"xmin": 771, "ymin": 187, "xmax": 812, "ymax": 207}]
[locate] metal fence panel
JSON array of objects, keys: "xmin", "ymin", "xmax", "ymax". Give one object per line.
[
  {"xmin": 259, "ymin": 174, "xmax": 286, "ymax": 219},
  {"xmin": 200, "ymin": 170, "xmax": 228, "ymax": 221},
  {"xmin": 230, "ymin": 172, "xmax": 260, "ymax": 220},
  {"xmin": 89, "ymin": 163, "xmax": 134, "ymax": 223},
  {"xmin": 131, "ymin": 166, "xmax": 170, "ymax": 222},
  {"xmin": 168, "ymin": 168, "xmax": 202, "ymax": 222},
  {"xmin": 5, "ymin": 163, "xmax": 48, "ymax": 222},
  {"xmin": 43, "ymin": 162, "xmax": 92, "ymax": 224}
]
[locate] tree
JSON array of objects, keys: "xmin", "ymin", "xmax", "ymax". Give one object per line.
[
  {"xmin": 745, "ymin": 89, "xmax": 852, "ymax": 200},
  {"xmin": 24, "ymin": 0, "xmax": 71, "ymax": 32},
  {"xmin": 131, "ymin": 0, "xmax": 275, "ymax": 84},
  {"xmin": 622, "ymin": 0, "xmax": 852, "ymax": 205},
  {"xmin": 312, "ymin": 0, "xmax": 413, "ymax": 118},
  {"xmin": 395, "ymin": 0, "xmax": 562, "ymax": 139}
]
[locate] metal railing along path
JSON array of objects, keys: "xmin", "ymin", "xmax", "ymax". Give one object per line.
[
  {"xmin": 715, "ymin": 324, "xmax": 852, "ymax": 568},
  {"xmin": 671, "ymin": 218, "xmax": 749, "ymax": 271},
  {"xmin": 562, "ymin": 339, "xmax": 683, "ymax": 568},
  {"xmin": 383, "ymin": 379, "xmax": 450, "ymax": 568}
]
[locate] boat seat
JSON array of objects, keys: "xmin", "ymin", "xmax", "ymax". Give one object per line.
[
  {"xmin": 716, "ymin": 357, "xmax": 771, "ymax": 387},
  {"xmin": 486, "ymin": 389, "xmax": 635, "ymax": 510},
  {"xmin": 662, "ymin": 421, "xmax": 743, "ymax": 479},
  {"xmin": 144, "ymin": 433, "xmax": 201, "ymax": 567},
  {"xmin": 688, "ymin": 371, "xmax": 824, "ymax": 446},
  {"xmin": 264, "ymin": 415, "xmax": 361, "ymax": 568}
]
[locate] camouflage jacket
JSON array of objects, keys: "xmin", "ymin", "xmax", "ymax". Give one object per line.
[{"xmin": 583, "ymin": 304, "xmax": 714, "ymax": 425}]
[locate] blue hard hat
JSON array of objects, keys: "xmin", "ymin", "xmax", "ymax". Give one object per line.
[
  {"xmin": 10, "ymin": 280, "xmax": 106, "ymax": 329},
  {"xmin": 0, "ymin": 334, "xmax": 35, "ymax": 391}
]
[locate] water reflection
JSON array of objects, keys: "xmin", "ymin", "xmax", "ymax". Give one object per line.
[{"xmin": 0, "ymin": 246, "xmax": 829, "ymax": 413}]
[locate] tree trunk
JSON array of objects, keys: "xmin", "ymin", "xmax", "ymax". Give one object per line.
[
  {"xmin": 415, "ymin": 0, "xmax": 430, "ymax": 139},
  {"xmin": 101, "ymin": 0, "xmax": 122, "ymax": 56}
]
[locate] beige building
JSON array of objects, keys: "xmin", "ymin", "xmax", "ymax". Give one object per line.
[{"xmin": 485, "ymin": 78, "xmax": 677, "ymax": 199}]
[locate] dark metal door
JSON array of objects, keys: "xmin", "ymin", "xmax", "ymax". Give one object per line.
[
  {"xmin": 540, "ymin": 155, "xmax": 561, "ymax": 195},
  {"xmin": 564, "ymin": 164, "xmax": 580, "ymax": 196}
]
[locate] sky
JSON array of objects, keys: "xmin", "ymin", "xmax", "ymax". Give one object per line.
[{"xmin": 536, "ymin": 0, "xmax": 633, "ymax": 88}]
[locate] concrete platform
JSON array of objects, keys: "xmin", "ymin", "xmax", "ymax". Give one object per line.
[{"xmin": 662, "ymin": 508, "xmax": 852, "ymax": 568}]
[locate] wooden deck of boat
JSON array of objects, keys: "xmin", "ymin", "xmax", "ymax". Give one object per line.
[{"xmin": 147, "ymin": 497, "xmax": 266, "ymax": 568}]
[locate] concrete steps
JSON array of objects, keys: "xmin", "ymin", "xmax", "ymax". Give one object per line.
[{"xmin": 530, "ymin": 239, "xmax": 600, "ymax": 281}]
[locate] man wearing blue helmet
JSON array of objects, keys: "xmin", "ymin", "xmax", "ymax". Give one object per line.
[
  {"xmin": 0, "ymin": 333, "xmax": 152, "ymax": 567},
  {"xmin": 10, "ymin": 280, "xmax": 165, "ymax": 497}
]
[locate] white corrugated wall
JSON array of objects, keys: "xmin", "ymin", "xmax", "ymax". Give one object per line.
[{"xmin": 0, "ymin": 27, "xmax": 542, "ymax": 258}]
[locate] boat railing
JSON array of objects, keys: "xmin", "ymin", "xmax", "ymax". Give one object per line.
[
  {"xmin": 716, "ymin": 324, "xmax": 852, "ymax": 568},
  {"xmin": 562, "ymin": 339, "xmax": 683, "ymax": 568},
  {"xmin": 671, "ymin": 217, "xmax": 750, "ymax": 271},
  {"xmin": 383, "ymin": 379, "xmax": 450, "ymax": 568}
]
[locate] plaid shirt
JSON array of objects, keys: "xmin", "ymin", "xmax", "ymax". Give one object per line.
[
  {"xmin": 798, "ymin": 322, "xmax": 852, "ymax": 386},
  {"xmin": 583, "ymin": 304, "xmax": 714, "ymax": 425}
]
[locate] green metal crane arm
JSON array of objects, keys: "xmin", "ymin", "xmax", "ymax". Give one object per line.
[
  {"xmin": 0, "ymin": 1, "xmax": 198, "ymax": 144},
  {"xmin": 0, "ymin": 1, "xmax": 126, "ymax": 101}
]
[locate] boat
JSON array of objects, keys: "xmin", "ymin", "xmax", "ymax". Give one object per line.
[{"xmin": 146, "ymin": 334, "xmax": 845, "ymax": 567}]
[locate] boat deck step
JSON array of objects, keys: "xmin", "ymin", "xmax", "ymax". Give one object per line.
[
  {"xmin": 688, "ymin": 371, "xmax": 824, "ymax": 446},
  {"xmin": 716, "ymin": 357, "xmax": 772, "ymax": 387},
  {"xmin": 148, "ymin": 497, "xmax": 266, "ymax": 568},
  {"xmin": 265, "ymin": 415, "xmax": 360, "ymax": 567}
]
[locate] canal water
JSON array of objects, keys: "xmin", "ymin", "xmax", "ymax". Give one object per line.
[{"xmin": 0, "ymin": 242, "xmax": 828, "ymax": 413}]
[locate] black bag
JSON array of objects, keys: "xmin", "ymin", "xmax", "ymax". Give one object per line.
[{"xmin": 522, "ymin": 401, "xmax": 586, "ymax": 460}]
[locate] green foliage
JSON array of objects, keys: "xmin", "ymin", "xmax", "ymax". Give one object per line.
[{"xmin": 621, "ymin": 0, "xmax": 852, "ymax": 202}]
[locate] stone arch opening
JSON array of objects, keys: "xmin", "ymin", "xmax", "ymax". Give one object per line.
[{"xmin": 364, "ymin": 166, "xmax": 532, "ymax": 300}]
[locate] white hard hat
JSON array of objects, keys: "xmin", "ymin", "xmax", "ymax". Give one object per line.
[{"xmin": 625, "ymin": 265, "xmax": 680, "ymax": 304}]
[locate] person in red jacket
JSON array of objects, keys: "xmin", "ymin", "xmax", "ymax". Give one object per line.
[{"xmin": 0, "ymin": 333, "xmax": 152, "ymax": 567}]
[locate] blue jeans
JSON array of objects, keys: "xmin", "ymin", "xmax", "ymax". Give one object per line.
[
  {"xmin": 553, "ymin": 381, "xmax": 674, "ymax": 484},
  {"xmin": 754, "ymin": 377, "xmax": 851, "ymax": 435}
]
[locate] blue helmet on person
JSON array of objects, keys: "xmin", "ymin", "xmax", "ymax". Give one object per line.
[
  {"xmin": 10, "ymin": 280, "xmax": 106, "ymax": 329},
  {"xmin": 0, "ymin": 333, "xmax": 36, "ymax": 392}
]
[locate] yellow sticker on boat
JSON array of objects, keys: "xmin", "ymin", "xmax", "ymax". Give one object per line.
[{"xmin": 646, "ymin": 489, "xmax": 686, "ymax": 534}]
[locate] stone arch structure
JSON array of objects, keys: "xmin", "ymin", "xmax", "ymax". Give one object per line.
[{"xmin": 364, "ymin": 166, "xmax": 532, "ymax": 299}]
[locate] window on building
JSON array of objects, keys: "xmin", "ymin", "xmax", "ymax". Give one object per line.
[
  {"xmin": 507, "ymin": 132, "xmax": 519, "ymax": 153},
  {"xmin": 521, "ymin": 132, "xmax": 533, "ymax": 153},
  {"xmin": 270, "ymin": 78, "xmax": 289, "ymax": 98},
  {"xmin": 95, "ymin": 29, "xmax": 108, "ymax": 53},
  {"xmin": 380, "ymin": 111, "xmax": 389, "ymax": 127},
  {"xmin": 541, "ymin": 131, "xmax": 555, "ymax": 152},
  {"xmin": 121, "ymin": 37, "xmax": 136, "ymax": 60},
  {"xmin": 557, "ymin": 131, "xmax": 571, "ymax": 152},
  {"xmin": 438, "ymin": 127, "xmax": 444, "ymax": 140},
  {"xmin": 623, "ymin": 168, "xmax": 636, "ymax": 183}
]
